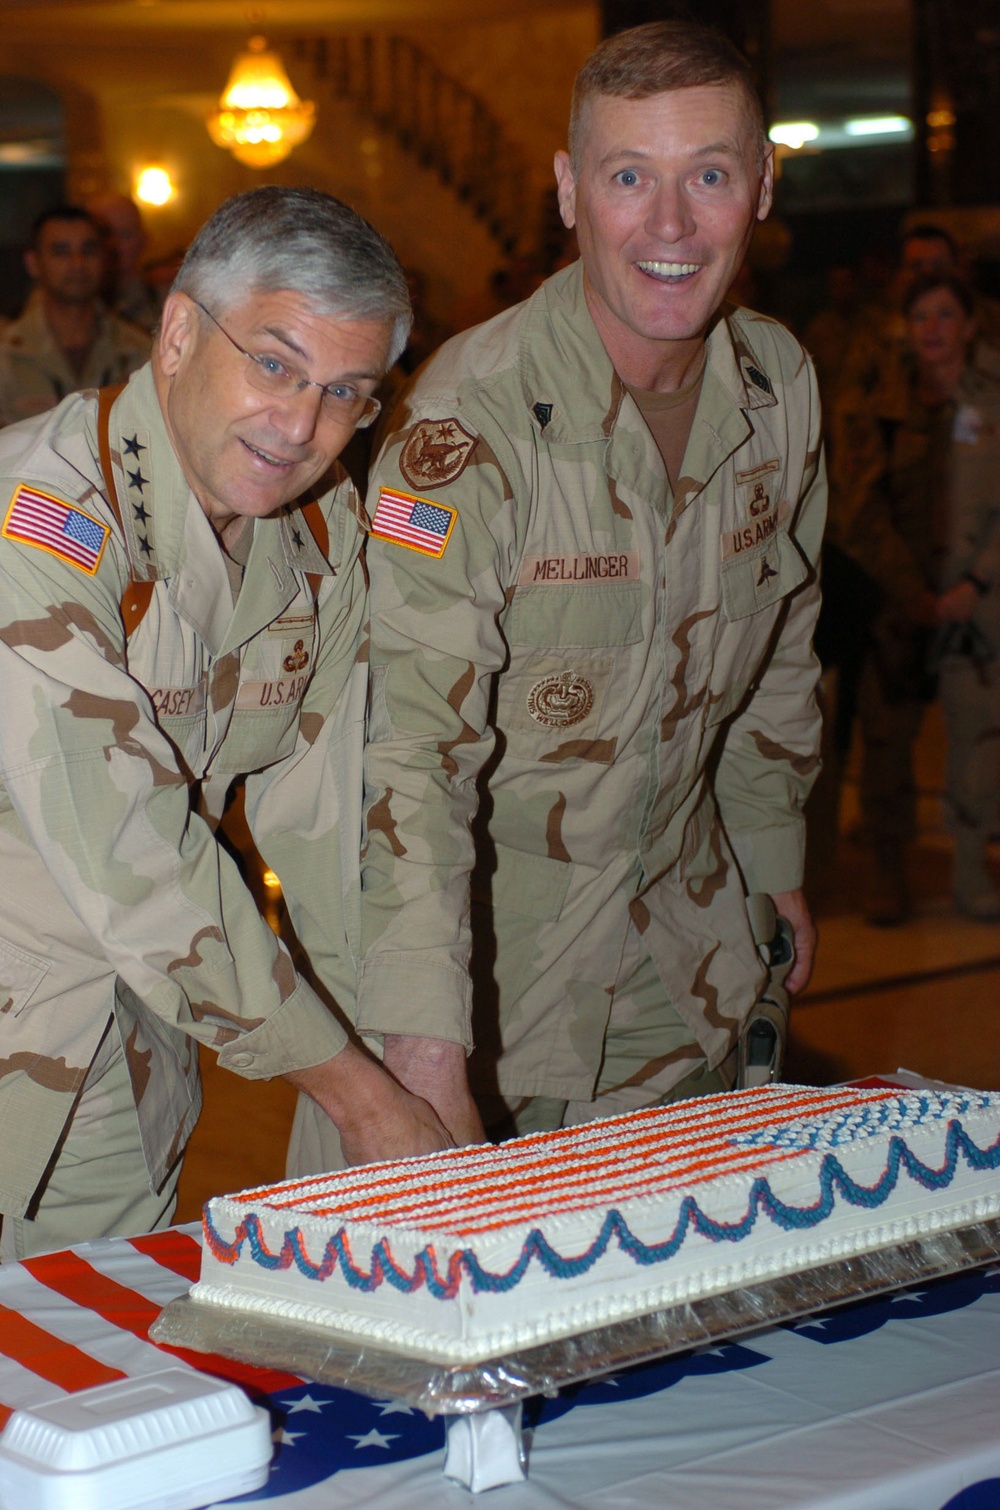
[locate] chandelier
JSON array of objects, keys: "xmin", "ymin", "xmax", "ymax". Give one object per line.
[{"xmin": 207, "ymin": 36, "xmax": 316, "ymax": 169}]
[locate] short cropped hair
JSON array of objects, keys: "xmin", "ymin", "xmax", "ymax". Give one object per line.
[
  {"xmin": 902, "ymin": 271, "xmax": 977, "ymax": 320},
  {"xmin": 568, "ymin": 20, "xmax": 767, "ymax": 172},
  {"xmin": 172, "ymin": 187, "xmax": 412, "ymax": 364},
  {"xmin": 902, "ymin": 222, "xmax": 958, "ymax": 258},
  {"xmin": 31, "ymin": 204, "xmax": 101, "ymax": 249}
]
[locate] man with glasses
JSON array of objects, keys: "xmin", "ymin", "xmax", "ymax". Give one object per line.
[{"xmin": 0, "ymin": 187, "xmax": 452, "ymax": 1258}]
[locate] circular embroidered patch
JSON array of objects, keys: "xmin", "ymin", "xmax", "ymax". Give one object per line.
[
  {"xmin": 526, "ymin": 671, "xmax": 595, "ymax": 728},
  {"xmin": 399, "ymin": 418, "xmax": 477, "ymax": 490}
]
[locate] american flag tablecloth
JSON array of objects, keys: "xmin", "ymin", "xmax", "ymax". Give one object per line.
[{"xmin": 2, "ymin": 1226, "xmax": 1000, "ymax": 1508}]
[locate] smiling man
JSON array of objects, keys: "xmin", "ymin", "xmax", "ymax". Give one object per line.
[
  {"xmin": 291, "ymin": 24, "xmax": 827, "ymax": 1172},
  {"xmin": 0, "ymin": 187, "xmax": 454, "ymax": 1259}
]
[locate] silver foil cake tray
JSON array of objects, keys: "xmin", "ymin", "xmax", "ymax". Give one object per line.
[{"xmin": 151, "ymin": 1216, "xmax": 1000, "ymax": 1417}]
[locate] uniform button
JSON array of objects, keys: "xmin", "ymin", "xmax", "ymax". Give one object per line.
[{"xmin": 229, "ymin": 1052, "xmax": 253, "ymax": 1069}]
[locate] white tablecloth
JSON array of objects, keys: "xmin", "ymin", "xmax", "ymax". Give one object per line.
[{"xmin": 1, "ymin": 1225, "xmax": 999, "ymax": 1509}]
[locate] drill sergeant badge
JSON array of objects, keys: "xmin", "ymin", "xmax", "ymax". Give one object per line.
[
  {"xmin": 399, "ymin": 417, "xmax": 477, "ymax": 490},
  {"xmin": 527, "ymin": 670, "xmax": 595, "ymax": 728}
]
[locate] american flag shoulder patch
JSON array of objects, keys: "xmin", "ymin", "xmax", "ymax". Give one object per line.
[
  {"xmin": 2, "ymin": 484, "xmax": 110, "ymax": 575},
  {"xmin": 370, "ymin": 486, "xmax": 457, "ymax": 559}
]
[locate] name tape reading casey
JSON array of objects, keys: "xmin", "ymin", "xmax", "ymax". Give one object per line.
[{"xmin": 519, "ymin": 551, "xmax": 640, "ymax": 585}]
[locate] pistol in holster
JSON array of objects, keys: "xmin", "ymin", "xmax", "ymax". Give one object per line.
[{"xmin": 737, "ymin": 893, "xmax": 795, "ymax": 1089}]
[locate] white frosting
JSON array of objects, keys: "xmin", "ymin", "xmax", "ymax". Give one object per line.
[{"xmin": 195, "ymin": 1085, "xmax": 1000, "ymax": 1364}]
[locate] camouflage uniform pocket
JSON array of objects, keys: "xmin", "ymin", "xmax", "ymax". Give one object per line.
[
  {"xmin": 719, "ymin": 528, "xmax": 809, "ymax": 622},
  {"xmin": 0, "ymin": 937, "xmax": 49, "ymax": 1018}
]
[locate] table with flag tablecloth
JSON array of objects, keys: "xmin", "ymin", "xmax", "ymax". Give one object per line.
[{"xmin": 2, "ymin": 1224, "xmax": 1000, "ymax": 1509}]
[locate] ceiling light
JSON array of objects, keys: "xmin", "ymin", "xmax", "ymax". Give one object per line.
[
  {"xmin": 844, "ymin": 116, "xmax": 912, "ymax": 138},
  {"xmin": 135, "ymin": 165, "xmax": 176, "ymax": 206},
  {"xmin": 206, "ymin": 36, "xmax": 315, "ymax": 169},
  {"xmin": 768, "ymin": 122, "xmax": 820, "ymax": 150}
]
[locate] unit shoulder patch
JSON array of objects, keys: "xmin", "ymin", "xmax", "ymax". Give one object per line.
[
  {"xmin": 399, "ymin": 418, "xmax": 477, "ymax": 490},
  {"xmin": 2, "ymin": 484, "xmax": 110, "ymax": 575},
  {"xmin": 370, "ymin": 487, "xmax": 458, "ymax": 558}
]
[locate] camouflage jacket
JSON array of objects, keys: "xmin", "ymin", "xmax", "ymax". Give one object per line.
[
  {"xmin": 0, "ymin": 365, "xmax": 364, "ymax": 1216},
  {"xmin": 0, "ymin": 299, "xmax": 149, "ymax": 428},
  {"xmin": 361, "ymin": 263, "xmax": 824, "ymax": 1100},
  {"xmin": 849, "ymin": 364, "xmax": 1000, "ymax": 642}
]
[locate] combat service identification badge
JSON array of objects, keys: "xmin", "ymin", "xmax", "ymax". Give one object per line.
[
  {"xmin": 3, "ymin": 484, "xmax": 109, "ymax": 575},
  {"xmin": 399, "ymin": 418, "xmax": 477, "ymax": 490},
  {"xmin": 370, "ymin": 487, "xmax": 458, "ymax": 558}
]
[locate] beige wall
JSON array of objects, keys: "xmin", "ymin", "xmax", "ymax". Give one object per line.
[{"xmin": 0, "ymin": 4, "xmax": 596, "ymax": 331}]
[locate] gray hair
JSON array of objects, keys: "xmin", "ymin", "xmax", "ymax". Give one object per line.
[{"xmin": 172, "ymin": 187, "xmax": 412, "ymax": 364}]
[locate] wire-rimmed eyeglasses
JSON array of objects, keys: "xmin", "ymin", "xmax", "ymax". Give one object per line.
[{"xmin": 193, "ymin": 300, "xmax": 382, "ymax": 429}]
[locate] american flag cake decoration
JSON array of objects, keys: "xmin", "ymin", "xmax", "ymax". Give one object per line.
[{"xmin": 191, "ymin": 1085, "xmax": 1000, "ymax": 1364}]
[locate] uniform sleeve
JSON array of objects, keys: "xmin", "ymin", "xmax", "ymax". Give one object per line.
[
  {"xmin": 0, "ymin": 494, "xmax": 348, "ymax": 1079},
  {"xmin": 713, "ymin": 362, "xmax": 826, "ymax": 896},
  {"xmin": 242, "ymin": 491, "xmax": 369, "ymax": 1025},
  {"xmin": 358, "ymin": 406, "xmax": 520, "ymax": 1047}
]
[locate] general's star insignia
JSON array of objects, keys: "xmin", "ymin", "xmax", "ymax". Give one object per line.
[
  {"xmin": 122, "ymin": 434, "xmax": 146, "ymax": 458},
  {"xmin": 127, "ymin": 468, "xmax": 149, "ymax": 492},
  {"xmin": 292, "ymin": 528, "xmax": 304, "ymax": 550},
  {"xmin": 132, "ymin": 501, "xmax": 150, "ymax": 525}
]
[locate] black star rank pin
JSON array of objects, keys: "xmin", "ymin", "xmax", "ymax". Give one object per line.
[
  {"xmin": 122, "ymin": 434, "xmax": 146, "ymax": 459},
  {"xmin": 127, "ymin": 468, "xmax": 150, "ymax": 492},
  {"xmin": 292, "ymin": 528, "xmax": 304, "ymax": 550},
  {"xmin": 139, "ymin": 535, "xmax": 153, "ymax": 558},
  {"xmin": 132, "ymin": 501, "xmax": 150, "ymax": 525}
]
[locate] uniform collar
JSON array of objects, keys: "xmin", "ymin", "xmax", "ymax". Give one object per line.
[
  {"xmin": 517, "ymin": 262, "xmax": 778, "ymax": 447},
  {"xmin": 100, "ymin": 365, "xmax": 333, "ymax": 655}
]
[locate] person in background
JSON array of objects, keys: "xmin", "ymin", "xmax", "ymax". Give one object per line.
[
  {"xmin": 0, "ymin": 186, "xmax": 452, "ymax": 1260},
  {"xmin": 86, "ymin": 190, "xmax": 164, "ymax": 335},
  {"xmin": 0, "ymin": 205, "xmax": 148, "ymax": 427},
  {"xmin": 849, "ymin": 273, "xmax": 1000, "ymax": 924},
  {"xmin": 288, "ymin": 19, "xmax": 825, "ymax": 1173}
]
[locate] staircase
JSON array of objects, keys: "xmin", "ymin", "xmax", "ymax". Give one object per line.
[{"xmin": 292, "ymin": 34, "xmax": 534, "ymax": 257}]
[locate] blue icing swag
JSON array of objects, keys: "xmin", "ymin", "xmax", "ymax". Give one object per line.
[{"xmin": 204, "ymin": 1119, "xmax": 1000, "ymax": 1300}]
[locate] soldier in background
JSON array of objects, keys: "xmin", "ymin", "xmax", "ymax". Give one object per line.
[
  {"xmin": 0, "ymin": 187, "xmax": 451, "ymax": 1259},
  {"xmin": 86, "ymin": 191, "xmax": 165, "ymax": 336},
  {"xmin": 0, "ymin": 206, "xmax": 149, "ymax": 428},
  {"xmin": 847, "ymin": 273, "xmax": 1000, "ymax": 924},
  {"xmin": 289, "ymin": 20, "xmax": 825, "ymax": 1172}
]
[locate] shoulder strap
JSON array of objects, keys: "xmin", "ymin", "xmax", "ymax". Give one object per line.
[
  {"xmin": 97, "ymin": 383, "xmax": 155, "ymax": 638},
  {"xmin": 300, "ymin": 495, "xmax": 330, "ymax": 601}
]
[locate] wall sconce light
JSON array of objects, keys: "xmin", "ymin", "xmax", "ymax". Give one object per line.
[
  {"xmin": 206, "ymin": 35, "xmax": 315, "ymax": 168},
  {"xmin": 135, "ymin": 165, "xmax": 176, "ymax": 206}
]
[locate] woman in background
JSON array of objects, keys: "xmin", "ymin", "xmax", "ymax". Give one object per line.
[{"xmin": 851, "ymin": 273, "xmax": 1000, "ymax": 924}]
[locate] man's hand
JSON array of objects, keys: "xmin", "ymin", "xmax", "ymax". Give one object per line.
[
  {"xmin": 769, "ymin": 888, "xmax": 817, "ymax": 995},
  {"xmin": 286, "ymin": 1046, "xmax": 453, "ymax": 1167},
  {"xmin": 935, "ymin": 580, "xmax": 978, "ymax": 625},
  {"xmin": 383, "ymin": 1035, "xmax": 486, "ymax": 1147}
]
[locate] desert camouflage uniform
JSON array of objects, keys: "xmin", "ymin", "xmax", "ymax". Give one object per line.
[
  {"xmin": 355, "ymin": 262, "xmax": 824, "ymax": 1115},
  {"xmin": 849, "ymin": 365, "xmax": 1000, "ymax": 895},
  {"xmin": 0, "ymin": 363, "xmax": 364, "ymax": 1230},
  {"xmin": 0, "ymin": 299, "xmax": 149, "ymax": 427}
]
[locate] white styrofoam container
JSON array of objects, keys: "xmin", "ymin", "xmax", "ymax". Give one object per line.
[{"xmin": 0, "ymin": 1366, "xmax": 273, "ymax": 1510}]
